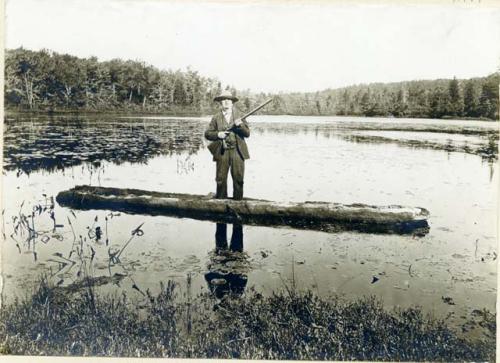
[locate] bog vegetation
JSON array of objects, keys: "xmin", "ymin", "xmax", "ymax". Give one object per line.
[
  {"xmin": 0, "ymin": 276, "xmax": 495, "ymax": 360},
  {"xmin": 5, "ymin": 48, "xmax": 499, "ymax": 119}
]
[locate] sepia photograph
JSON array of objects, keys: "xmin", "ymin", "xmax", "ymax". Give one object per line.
[{"xmin": 0, "ymin": 0, "xmax": 499, "ymax": 361}]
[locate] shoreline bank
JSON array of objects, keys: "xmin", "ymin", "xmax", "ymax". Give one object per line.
[{"xmin": 0, "ymin": 276, "xmax": 495, "ymax": 360}]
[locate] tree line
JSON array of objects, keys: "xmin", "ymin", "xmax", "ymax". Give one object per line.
[
  {"xmin": 5, "ymin": 48, "xmax": 226, "ymax": 114},
  {"xmin": 5, "ymin": 47, "xmax": 499, "ymax": 120},
  {"xmin": 272, "ymin": 74, "xmax": 499, "ymax": 120}
]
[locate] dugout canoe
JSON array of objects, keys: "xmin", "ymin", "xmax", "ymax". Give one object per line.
[{"xmin": 56, "ymin": 185, "xmax": 430, "ymax": 235}]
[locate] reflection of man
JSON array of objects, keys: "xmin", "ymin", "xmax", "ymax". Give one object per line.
[
  {"xmin": 204, "ymin": 90, "xmax": 250, "ymax": 200},
  {"xmin": 205, "ymin": 223, "xmax": 247, "ymax": 298}
]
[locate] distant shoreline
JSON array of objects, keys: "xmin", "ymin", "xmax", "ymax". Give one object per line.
[
  {"xmin": 5, "ymin": 48, "xmax": 499, "ymax": 122},
  {"xmin": 4, "ymin": 108, "xmax": 497, "ymax": 123}
]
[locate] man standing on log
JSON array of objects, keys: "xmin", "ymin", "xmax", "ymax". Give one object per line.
[{"xmin": 205, "ymin": 90, "xmax": 250, "ymax": 200}]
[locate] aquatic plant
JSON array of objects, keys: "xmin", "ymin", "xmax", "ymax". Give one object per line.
[{"xmin": 0, "ymin": 277, "xmax": 494, "ymax": 360}]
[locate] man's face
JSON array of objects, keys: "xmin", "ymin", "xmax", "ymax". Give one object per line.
[{"xmin": 220, "ymin": 99, "xmax": 233, "ymax": 111}]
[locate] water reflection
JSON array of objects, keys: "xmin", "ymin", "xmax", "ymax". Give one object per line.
[
  {"xmin": 252, "ymin": 120, "xmax": 498, "ymax": 136},
  {"xmin": 3, "ymin": 116, "xmax": 204, "ymax": 174},
  {"xmin": 4, "ymin": 115, "xmax": 498, "ymax": 175},
  {"xmin": 253, "ymin": 122, "xmax": 498, "ymax": 161},
  {"xmin": 205, "ymin": 223, "xmax": 248, "ymax": 298},
  {"xmin": 338, "ymin": 133, "xmax": 498, "ymax": 162}
]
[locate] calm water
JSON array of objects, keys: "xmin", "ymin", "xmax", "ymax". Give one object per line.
[{"xmin": 2, "ymin": 113, "xmax": 498, "ymax": 336}]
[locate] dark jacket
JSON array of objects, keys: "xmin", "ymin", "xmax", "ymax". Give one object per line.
[{"xmin": 205, "ymin": 107, "xmax": 250, "ymax": 161}]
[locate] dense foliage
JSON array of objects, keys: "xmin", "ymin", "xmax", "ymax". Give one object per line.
[
  {"xmin": 5, "ymin": 48, "xmax": 227, "ymax": 114},
  {"xmin": 279, "ymin": 74, "xmax": 499, "ymax": 120},
  {"xmin": 5, "ymin": 48, "xmax": 499, "ymax": 120}
]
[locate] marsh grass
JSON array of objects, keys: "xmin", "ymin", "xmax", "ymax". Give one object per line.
[{"xmin": 0, "ymin": 276, "xmax": 495, "ymax": 360}]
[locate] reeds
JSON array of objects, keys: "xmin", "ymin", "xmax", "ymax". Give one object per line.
[
  {"xmin": 0, "ymin": 276, "xmax": 495, "ymax": 361},
  {"xmin": 1, "ymin": 200, "xmax": 495, "ymax": 360}
]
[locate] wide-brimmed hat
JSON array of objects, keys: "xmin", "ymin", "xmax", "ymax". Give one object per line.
[{"xmin": 214, "ymin": 90, "xmax": 238, "ymax": 103}]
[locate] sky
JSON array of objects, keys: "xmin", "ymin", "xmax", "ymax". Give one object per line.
[{"xmin": 5, "ymin": 0, "xmax": 500, "ymax": 93}]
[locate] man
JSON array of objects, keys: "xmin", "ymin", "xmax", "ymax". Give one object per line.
[{"xmin": 205, "ymin": 90, "xmax": 250, "ymax": 200}]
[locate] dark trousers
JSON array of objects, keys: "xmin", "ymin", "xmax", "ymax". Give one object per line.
[
  {"xmin": 215, "ymin": 148, "xmax": 245, "ymax": 200},
  {"xmin": 215, "ymin": 223, "xmax": 244, "ymax": 252}
]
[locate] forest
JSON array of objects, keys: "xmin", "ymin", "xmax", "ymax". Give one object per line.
[{"xmin": 4, "ymin": 48, "xmax": 499, "ymax": 120}]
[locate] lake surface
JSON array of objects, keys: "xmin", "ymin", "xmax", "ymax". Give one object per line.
[{"xmin": 2, "ymin": 113, "xmax": 498, "ymax": 337}]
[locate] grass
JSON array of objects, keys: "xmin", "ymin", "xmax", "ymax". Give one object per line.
[{"xmin": 0, "ymin": 276, "xmax": 495, "ymax": 361}]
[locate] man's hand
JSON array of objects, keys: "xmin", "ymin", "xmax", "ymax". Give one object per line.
[
  {"xmin": 218, "ymin": 131, "xmax": 228, "ymax": 139},
  {"xmin": 234, "ymin": 118, "xmax": 243, "ymax": 127}
]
